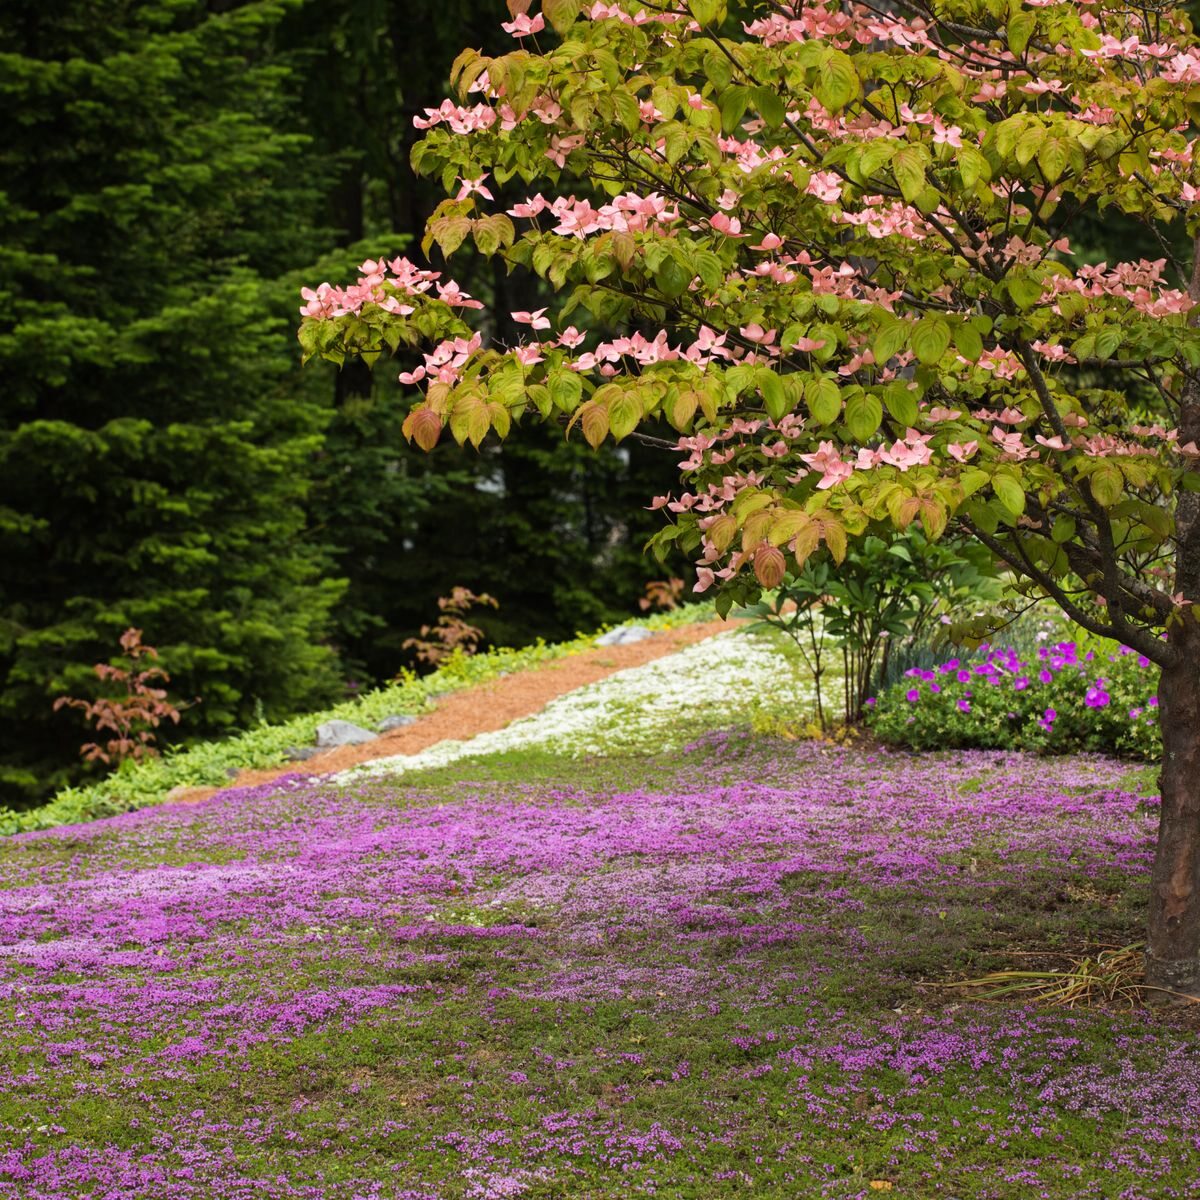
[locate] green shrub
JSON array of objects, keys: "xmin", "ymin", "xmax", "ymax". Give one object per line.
[{"xmin": 868, "ymin": 639, "xmax": 1160, "ymax": 760}]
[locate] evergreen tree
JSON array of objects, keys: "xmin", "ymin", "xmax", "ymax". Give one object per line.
[{"xmin": 0, "ymin": 0, "xmax": 344, "ymax": 807}]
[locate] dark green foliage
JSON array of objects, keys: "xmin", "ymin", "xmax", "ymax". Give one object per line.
[
  {"xmin": 308, "ymin": 362, "xmax": 682, "ymax": 680},
  {"xmin": 385, "ymin": 430, "xmax": 682, "ymax": 666},
  {"xmin": 285, "ymin": 1, "xmax": 686, "ymax": 679},
  {"xmin": 0, "ymin": 0, "xmax": 345, "ymax": 807},
  {"xmin": 0, "ymin": 0, "xmax": 690, "ymax": 806}
]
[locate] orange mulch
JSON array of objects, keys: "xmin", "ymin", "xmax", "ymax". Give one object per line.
[{"xmin": 172, "ymin": 618, "xmax": 736, "ymax": 804}]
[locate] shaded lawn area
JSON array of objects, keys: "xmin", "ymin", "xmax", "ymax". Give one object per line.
[{"xmin": 0, "ymin": 736, "xmax": 1195, "ymax": 1199}]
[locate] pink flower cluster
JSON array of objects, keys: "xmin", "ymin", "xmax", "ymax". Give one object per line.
[
  {"xmin": 1046, "ymin": 259, "xmax": 1194, "ymax": 319},
  {"xmin": 508, "ymin": 191, "xmax": 680, "ymax": 236},
  {"xmin": 299, "ymin": 257, "xmax": 481, "ymax": 320},
  {"xmin": 397, "ymin": 333, "xmax": 483, "ymax": 387},
  {"xmin": 745, "ymin": 3, "xmax": 933, "ymax": 52}
]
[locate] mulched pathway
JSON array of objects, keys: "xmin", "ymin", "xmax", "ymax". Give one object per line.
[{"xmin": 172, "ymin": 618, "xmax": 736, "ymax": 803}]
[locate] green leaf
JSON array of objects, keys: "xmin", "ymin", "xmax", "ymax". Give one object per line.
[
  {"xmin": 805, "ymin": 375, "xmax": 842, "ymax": 424},
  {"xmin": 690, "ymin": 0, "xmax": 726, "ymax": 24},
  {"xmin": 473, "ymin": 219, "xmax": 500, "ymax": 257},
  {"xmin": 993, "ymin": 473, "xmax": 1026, "ymax": 517},
  {"xmin": 663, "ymin": 122, "xmax": 692, "ymax": 165},
  {"xmin": 758, "ymin": 369, "xmax": 789, "ymax": 421},
  {"xmin": 959, "ymin": 467, "xmax": 989, "ymax": 497},
  {"xmin": 655, "ymin": 255, "xmax": 691, "ymax": 298},
  {"xmin": 549, "ymin": 368, "xmax": 583, "ymax": 413},
  {"xmin": 911, "ymin": 317, "xmax": 951, "ymax": 366},
  {"xmin": 957, "ymin": 147, "xmax": 989, "ymax": 188},
  {"xmin": 1015, "ymin": 123, "xmax": 1046, "ymax": 167},
  {"xmin": 1050, "ymin": 515, "xmax": 1076, "ymax": 544},
  {"xmin": 892, "ymin": 145, "xmax": 927, "ymax": 204},
  {"xmin": 1007, "ymin": 275, "xmax": 1043, "ymax": 311},
  {"xmin": 953, "ymin": 321, "xmax": 983, "ymax": 362},
  {"xmin": 719, "ymin": 86, "xmax": 750, "ymax": 134},
  {"xmin": 1007, "ymin": 11, "xmax": 1037, "ymax": 55},
  {"xmin": 704, "ymin": 47, "xmax": 733, "ymax": 91},
  {"xmin": 873, "ymin": 319, "xmax": 909, "ymax": 365},
  {"xmin": 693, "ymin": 249, "xmax": 725, "ymax": 291},
  {"xmin": 1095, "ymin": 327, "xmax": 1123, "ymax": 360},
  {"xmin": 814, "ymin": 50, "xmax": 859, "ymax": 112},
  {"xmin": 884, "ymin": 382, "xmax": 918, "ymax": 426},
  {"xmin": 608, "ymin": 392, "xmax": 642, "ymax": 441},
  {"xmin": 543, "ymin": 0, "xmax": 580, "ymax": 33},
  {"xmin": 578, "ymin": 401, "xmax": 608, "ymax": 449},
  {"xmin": 993, "ymin": 116, "xmax": 1025, "ymax": 160},
  {"xmin": 846, "ymin": 392, "xmax": 883, "ymax": 441},
  {"xmin": 1090, "ymin": 462, "xmax": 1123, "ymax": 506},
  {"xmin": 857, "ymin": 140, "xmax": 896, "ymax": 181},
  {"xmin": 753, "ymin": 84, "xmax": 786, "ymax": 129},
  {"xmin": 612, "ymin": 89, "xmax": 641, "ymax": 133},
  {"xmin": 1038, "ymin": 137, "xmax": 1069, "ymax": 183}
]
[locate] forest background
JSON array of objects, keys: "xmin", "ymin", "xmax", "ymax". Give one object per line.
[
  {"xmin": 0, "ymin": 0, "xmax": 688, "ymax": 809},
  {"xmin": 0, "ymin": 0, "xmax": 1151, "ymax": 809}
]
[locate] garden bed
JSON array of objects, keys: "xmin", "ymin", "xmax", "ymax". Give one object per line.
[{"xmin": 0, "ymin": 735, "xmax": 1185, "ymax": 1199}]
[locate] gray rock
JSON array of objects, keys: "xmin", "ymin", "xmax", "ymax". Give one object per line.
[
  {"xmin": 377, "ymin": 714, "xmax": 418, "ymax": 733},
  {"xmin": 595, "ymin": 625, "xmax": 657, "ymax": 647},
  {"xmin": 314, "ymin": 719, "xmax": 377, "ymax": 749},
  {"xmin": 283, "ymin": 746, "xmax": 322, "ymax": 762}
]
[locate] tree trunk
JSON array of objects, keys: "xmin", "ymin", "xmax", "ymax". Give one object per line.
[
  {"xmin": 1147, "ymin": 233, "xmax": 1200, "ymax": 1000},
  {"xmin": 1147, "ymin": 622, "xmax": 1200, "ymax": 999}
]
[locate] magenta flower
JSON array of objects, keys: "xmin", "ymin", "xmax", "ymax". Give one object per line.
[{"xmin": 906, "ymin": 688, "xmax": 920, "ymax": 702}]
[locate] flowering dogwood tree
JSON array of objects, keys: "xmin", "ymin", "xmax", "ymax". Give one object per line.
[{"xmin": 299, "ymin": 0, "xmax": 1200, "ymax": 996}]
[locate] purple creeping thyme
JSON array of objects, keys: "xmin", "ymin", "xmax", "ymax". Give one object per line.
[{"xmin": 0, "ymin": 745, "xmax": 1193, "ymax": 1197}]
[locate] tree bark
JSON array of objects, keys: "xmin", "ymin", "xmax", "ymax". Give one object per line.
[
  {"xmin": 1147, "ymin": 624, "xmax": 1200, "ymax": 1000},
  {"xmin": 1147, "ymin": 236, "xmax": 1200, "ymax": 1001}
]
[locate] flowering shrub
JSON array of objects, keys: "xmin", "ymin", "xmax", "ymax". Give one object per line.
[
  {"xmin": 638, "ymin": 576, "xmax": 685, "ymax": 612},
  {"xmin": 869, "ymin": 641, "xmax": 1160, "ymax": 759}
]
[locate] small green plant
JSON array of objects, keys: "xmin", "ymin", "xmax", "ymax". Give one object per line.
[
  {"xmin": 52, "ymin": 629, "xmax": 185, "ymax": 767},
  {"xmin": 402, "ymin": 587, "xmax": 499, "ymax": 668},
  {"xmin": 737, "ymin": 530, "xmax": 999, "ymax": 729}
]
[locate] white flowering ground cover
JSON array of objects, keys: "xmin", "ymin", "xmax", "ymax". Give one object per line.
[{"xmin": 343, "ymin": 628, "xmax": 816, "ymax": 781}]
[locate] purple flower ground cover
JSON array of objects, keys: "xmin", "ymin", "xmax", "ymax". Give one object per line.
[{"xmin": 0, "ymin": 735, "xmax": 1196, "ymax": 1198}]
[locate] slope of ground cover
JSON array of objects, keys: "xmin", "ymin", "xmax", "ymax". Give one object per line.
[
  {"xmin": 1, "ymin": 606, "xmax": 715, "ymax": 837},
  {"xmin": 344, "ymin": 628, "xmax": 819, "ymax": 782},
  {"xmin": 0, "ymin": 733, "xmax": 1190, "ymax": 1199},
  {"xmin": 171, "ymin": 618, "xmax": 739, "ymax": 805}
]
